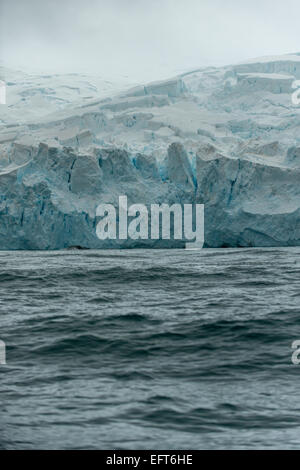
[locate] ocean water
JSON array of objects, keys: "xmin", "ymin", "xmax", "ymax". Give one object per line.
[{"xmin": 1, "ymin": 248, "xmax": 300, "ymax": 450}]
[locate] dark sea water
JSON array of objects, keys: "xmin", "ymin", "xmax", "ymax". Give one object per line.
[{"xmin": 1, "ymin": 248, "xmax": 300, "ymax": 450}]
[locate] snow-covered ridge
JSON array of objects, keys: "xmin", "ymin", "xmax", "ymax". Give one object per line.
[
  {"xmin": 238, "ymin": 53, "xmax": 300, "ymax": 64},
  {"xmin": 0, "ymin": 66, "xmax": 137, "ymax": 125},
  {"xmin": 1, "ymin": 53, "xmax": 300, "ymax": 248}
]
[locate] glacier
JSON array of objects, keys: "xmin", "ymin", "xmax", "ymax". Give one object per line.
[{"xmin": 1, "ymin": 54, "xmax": 300, "ymax": 249}]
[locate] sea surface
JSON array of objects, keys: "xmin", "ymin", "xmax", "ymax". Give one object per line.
[{"xmin": 1, "ymin": 248, "xmax": 300, "ymax": 450}]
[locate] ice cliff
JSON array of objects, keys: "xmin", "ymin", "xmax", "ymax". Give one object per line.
[{"xmin": 1, "ymin": 54, "xmax": 300, "ymax": 249}]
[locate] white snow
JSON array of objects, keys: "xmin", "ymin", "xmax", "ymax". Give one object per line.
[{"xmin": 237, "ymin": 53, "xmax": 300, "ymax": 64}]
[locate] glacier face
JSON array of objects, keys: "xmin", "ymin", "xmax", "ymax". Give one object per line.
[{"xmin": 1, "ymin": 54, "xmax": 300, "ymax": 249}]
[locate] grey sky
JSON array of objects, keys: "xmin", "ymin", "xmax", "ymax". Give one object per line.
[{"xmin": 1, "ymin": 0, "xmax": 300, "ymax": 81}]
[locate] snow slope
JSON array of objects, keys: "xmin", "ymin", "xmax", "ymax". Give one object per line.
[{"xmin": 1, "ymin": 53, "xmax": 300, "ymax": 248}]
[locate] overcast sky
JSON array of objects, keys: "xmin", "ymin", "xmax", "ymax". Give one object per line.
[{"xmin": 1, "ymin": 0, "xmax": 300, "ymax": 82}]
